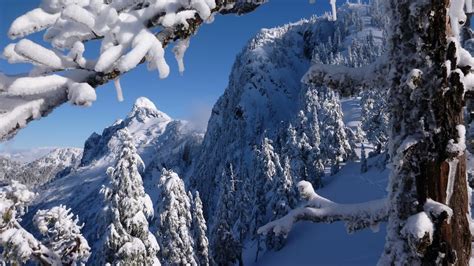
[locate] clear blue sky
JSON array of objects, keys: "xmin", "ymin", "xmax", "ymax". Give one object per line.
[{"xmin": 0, "ymin": 0, "xmax": 333, "ymax": 150}]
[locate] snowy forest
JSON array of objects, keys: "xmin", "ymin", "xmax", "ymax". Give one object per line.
[{"xmin": 1, "ymin": 0, "xmax": 474, "ymax": 265}]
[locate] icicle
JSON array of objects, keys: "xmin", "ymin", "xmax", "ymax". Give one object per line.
[
  {"xmin": 173, "ymin": 38, "xmax": 190, "ymax": 75},
  {"xmin": 330, "ymin": 0, "xmax": 337, "ymax": 21},
  {"xmin": 114, "ymin": 78, "xmax": 124, "ymax": 102},
  {"xmin": 308, "ymin": 0, "xmax": 336, "ymax": 20}
]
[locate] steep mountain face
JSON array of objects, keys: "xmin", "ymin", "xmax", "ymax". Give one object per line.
[
  {"xmin": 0, "ymin": 147, "xmax": 82, "ymax": 187},
  {"xmin": 191, "ymin": 18, "xmax": 322, "ymax": 213},
  {"xmin": 191, "ymin": 3, "xmax": 384, "ymax": 223},
  {"xmin": 27, "ymin": 97, "xmax": 203, "ymax": 264}
]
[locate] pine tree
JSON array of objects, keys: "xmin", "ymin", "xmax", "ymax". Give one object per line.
[
  {"xmin": 233, "ymin": 170, "xmax": 252, "ymax": 243},
  {"xmin": 265, "ymin": 156, "xmax": 297, "ymax": 250},
  {"xmin": 156, "ymin": 169, "xmax": 196, "ymax": 265},
  {"xmin": 33, "ymin": 205, "xmax": 91, "ymax": 265},
  {"xmin": 360, "ymin": 88, "xmax": 389, "ymax": 153},
  {"xmin": 317, "ymin": 86, "xmax": 352, "ymax": 172},
  {"xmin": 100, "ymin": 129, "xmax": 159, "ymax": 265},
  {"xmin": 211, "ymin": 165, "xmax": 242, "ymax": 265},
  {"xmin": 190, "ymin": 191, "xmax": 210, "ymax": 266},
  {"xmin": 251, "ymin": 150, "xmax": 268, "ymax": 262}
]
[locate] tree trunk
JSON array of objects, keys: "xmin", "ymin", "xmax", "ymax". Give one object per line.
[{"xmin": 381, "ymin": 0, "xmax": 471, "ymax": 264}]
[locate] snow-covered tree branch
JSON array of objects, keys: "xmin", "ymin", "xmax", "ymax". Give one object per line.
[
  {"xmin": 0, "ymin": 181, "xmax": 89, "ymax": 265},
  {"xmin": 258, "ymin": 181, "xmax": 388, "ymax": 237},
  {"xmin": 0, "ymin": 0, "xmax": 265, "ymax": 141},
  {"xmin": 302, "ymin": 55, "xmax": 389, "ymax": 97}
]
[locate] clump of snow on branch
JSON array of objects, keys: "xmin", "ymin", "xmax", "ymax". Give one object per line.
[
  {"xmin": 446, "ymin": 125, "xmax": 466, "ymax": 155},
  {"xmin": 400, "ymin": 212, "xmax": 434, "ymax": 256},
  {"xmin": 68, "ymin": 82, "xmax": 97, "ymax": 106}
]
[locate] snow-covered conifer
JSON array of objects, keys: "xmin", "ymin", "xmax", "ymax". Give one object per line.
[
  {"xmin": 265, "ymin": 156, "xmax": 297, "ymax": 250},
  {"xmin": 211, "ymin": 165, "xmax": 242, "ymax": 265},
  {"xmin": 33, "ymin": 205, "xmax": 91, "ymax": 265},
  {"xmin": 317, "ymin": 86, "xmax": 352, "ymax": 171},
  {"xmin": 360, "ymin": 88, "xmax": 389, "ymax": 153},
  {"xmin": 100, "ymin": 128, "xmax": 159, "ymax": 265},
  {"xmin": 156, "ymin": 169, "xmax": 196, "ymax": 265},
  {"xmin": 191, "ymin": 191, "xmax": 210, "ymax": 266},
  {"xmin": 0, "ymin": 181, "xmax": 88, "ymax": 265}
]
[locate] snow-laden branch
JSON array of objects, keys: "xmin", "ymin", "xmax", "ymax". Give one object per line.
[
  {"xmin": 258, "ymin": 181, "xmax": 388, "ymax": 237},
  {"xmin": 0, "ymin": 181, "xmax": 90, "ymax": 265},
  {"xmin": 302, "ymin": 55, "xmax": 389, "ymax": 97},
  {"xmin": 0, "ymin": 0, "xmax": 265, "ymax": 141}
]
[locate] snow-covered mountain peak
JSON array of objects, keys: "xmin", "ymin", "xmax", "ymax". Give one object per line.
[{"xmin": 126, "ymin": 97, "xmax": 171, "ymax": 124}]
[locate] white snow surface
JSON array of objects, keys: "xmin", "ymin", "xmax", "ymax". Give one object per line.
[{"xmin": 246, "ymin": 155, "xmax": 389, "ymax": 265}]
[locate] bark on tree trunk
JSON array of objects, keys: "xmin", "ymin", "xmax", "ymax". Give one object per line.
[{"xmin": 382, "ymin": 0, "xmax": 471, "ymax": 264}]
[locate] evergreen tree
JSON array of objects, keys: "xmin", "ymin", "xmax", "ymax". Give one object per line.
[
  {"xmin": 100, "ymin": 129, "xmax": 159, "ymax": 265},
  {"xmin": 266, "ymin": 156, "xmax": 297, "ymax": 250},
  {"xmin": 317, "ymin": 86, "xmax": 352, "ymax": 172},
  {"xmin": 191, "ymin": 191, "xmax": 210, "ymax": 266},
  {"xmin": 156, "ymin": 169, "xmax": 196, "ymax": 265},
  {"xmin": 211, "ymin": 165, "xmax": 242, "ymax": 265},
  {"xmin": 360, "ymin": 88, "xmax": 389, "ymax": 153},
  {"xmin": 0, "ymin": 181, "xmax": 90, "ymax": 265},
  {"xmin": 233, "ymin": 170, "xmax": 252, "ymax": 243},
  {"xmin": 251, "ymin": 150, "xmax": 268, "ymax": 262},
  {"xmin": 33, "ymin": 205, "xmax": 91, "ymax": 265}
]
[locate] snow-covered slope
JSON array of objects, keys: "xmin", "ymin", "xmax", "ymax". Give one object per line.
[{"xmin": 26, "ymin": 97, "xmax": 203, "ymax": 264}]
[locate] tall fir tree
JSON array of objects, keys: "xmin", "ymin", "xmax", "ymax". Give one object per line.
[
  {"xmin": 156, "ymin": 169, "xmax": 196, "ymax": 265},
  {"xmin": 211, "ymin": 164, "xmax": 242, "ymax": 265},
  {"xmin": 265, "ymin": 156, "xmax": 297, "ymax": 250},
  {"xmin": 360, "ymin": 88, "xmax": 389, "ymax": 154},
  {"xmin": 100, "ymin": 129, "xmax": 159, "ymax": 265},
  {"xmin": 317, "ymin": 86, "xmax": 352, "ymax": 173},
  {"xmin": 191, "ymin": 191, "xmax": 210, "ymax": 266}
]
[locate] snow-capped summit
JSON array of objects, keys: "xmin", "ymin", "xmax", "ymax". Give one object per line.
[
  {"xmin": 81, "ymin": 97, "xmax": 174, "ymax": 166},
  {"xmin": 126, "ymin": 97, "xmax": 171, "ymax": 123}
]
